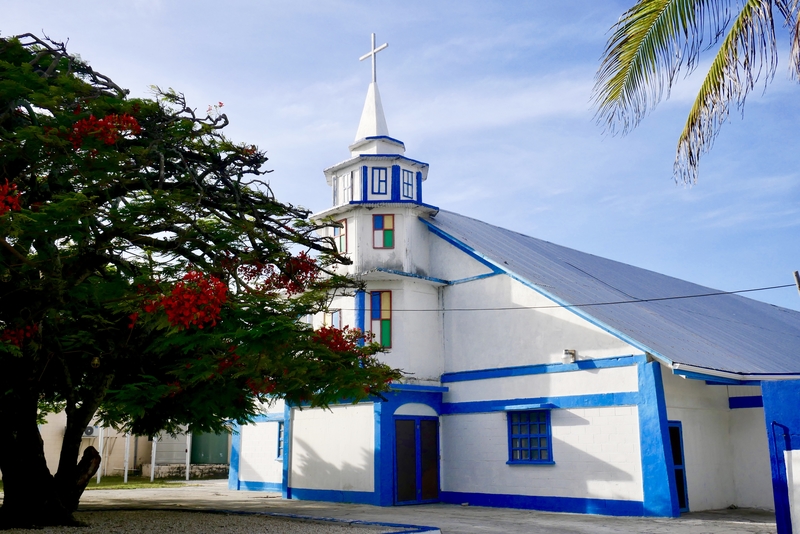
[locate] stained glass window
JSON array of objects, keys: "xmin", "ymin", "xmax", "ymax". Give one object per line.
[
  {"xmin": 373, "ymin": 214, "xmax": 394, "ymax": 249},
  {"xmin": 370, "ymin": 291, "xmax": 392, "ymax": 348}
]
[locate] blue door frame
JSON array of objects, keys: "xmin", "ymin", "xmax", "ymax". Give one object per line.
[
  {"xmin": 667, "ymin": 421, "xmax": 689, "ymax": 513},
  {"xmin": 394, "ymin": 416, "xmax": 440, "ymax": 505}
]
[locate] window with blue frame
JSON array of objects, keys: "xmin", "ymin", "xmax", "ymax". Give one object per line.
[
  {"xmin": 371, "ymin": 167, "xmax": 388, "ymax": 195},
  {"xmin": 508, "ymin": 410, "xmax": 553, "ymax": 463},
  {"xmin": 276, "ymin": 421, "xmax": 285, "ymax": 459},
  {"xmin": 402, "ymin": 169, "xmax": 414, "ymax": 199}
]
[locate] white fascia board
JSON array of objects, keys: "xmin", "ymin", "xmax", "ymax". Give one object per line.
[{"xmin": 671, "ymin": 362, "xmax": 800, "ymax": 382}]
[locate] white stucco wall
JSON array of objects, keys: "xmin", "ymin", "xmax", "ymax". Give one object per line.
[
  {"xmin": 440, "ymin": 275, "xmax": 639, "ymax": 373},
  {"xmin": 730, "ymin": 406, "xmax": 773, "ymax": 509},
  {"xmin": 238, "ymin": 422, "xmax": 283, "ymax": 484},
  {"xmin": 441, "ymin": 407, "xmax": 642, "ymax": 500},
  {"xmin": 290, "ymin": 403, "xmax": 374, "ymax": 492},
  {"xmin": 445, "ymin": 365, "xmax": 639, "ymax": 404},
  {"xmin": 786, "ymin": 450, "xmax": 800, "ymax": 530},
  {"xmin": 663, "ymin": 370, "xmax": 773, "ymax": 511}
]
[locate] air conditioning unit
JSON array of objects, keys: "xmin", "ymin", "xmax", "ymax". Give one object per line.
[{"xmin": 83, "ymin": 426, "xmax": 99, "ymax": 438}]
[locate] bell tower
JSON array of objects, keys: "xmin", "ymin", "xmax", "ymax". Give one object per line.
[{"xmin": 322, "ymin": 33, "xmax": 429, "ymax": 208}]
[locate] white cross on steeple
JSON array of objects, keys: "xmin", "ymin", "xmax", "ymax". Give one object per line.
[{"xmin": 359, "ymin": 33, "xmax": 388, "ymax": 83}]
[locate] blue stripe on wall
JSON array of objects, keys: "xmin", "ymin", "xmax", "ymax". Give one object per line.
[
  {"xmin": 228, "ymin": 421, "xmax": 241, "ymax": 490},
  {"xmin": 729, "ymin": 396, "xmax": 763, "ymax": 409},
  {"xmin": 442, "ymin": 392, "xmax": 639, "ymax": 415},
  {"xmin": 288, "ymin": 488, "xmax": 379, "ymax": 505},
  {"xmin": 361, "ymin": 165, "xmax": 368, "ymax": 201},
  {"xmin": 391, "ymin": 165, "xmax": 400, "ymax": 201},
  {"xmin": 416, "ymin": 171, "xmax": 422, "ymax": 203},
  {"xmin": 238, "ymin": 481, "xmax": 282, "ymax": 492},
  {"xmin": 282, "ymin": 404, "xmax": 292, "ymax": 499},
  {"xmin": 637, "ymin": 362, "xmax": 680, "ymax": 517},
  {"xmin": 441, "ymin": 355, "xmax": 646, "ymax": 383},
  {"xmin": 440, "ymin": 491, "xmax": 644, "ymax": 516},
  {"xmin": 355, "ymin": 290, "xmax": 366, "ymax": 346}
]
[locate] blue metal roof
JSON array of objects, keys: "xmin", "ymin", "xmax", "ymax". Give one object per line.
[{"xmin": 427, "ymin": 210, "xmax": 800, "ymax": 377}]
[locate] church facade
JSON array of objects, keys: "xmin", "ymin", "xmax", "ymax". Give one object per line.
[{"xmin": 229, "ymin": 38, "xmax": 800, "ymax": 521}]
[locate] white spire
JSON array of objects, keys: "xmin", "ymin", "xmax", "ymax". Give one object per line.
[
  {"xmin": 354, "ymin": 81, "xmax": 389, "ymax": 141},
  {"xmin": 349, "ymin": 33, "xmax": 404, "ymax": 156}
]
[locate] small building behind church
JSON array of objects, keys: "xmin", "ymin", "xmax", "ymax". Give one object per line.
[{"xmin": 229, "ymin": 35, "xmax": 800, "ymax": 529}]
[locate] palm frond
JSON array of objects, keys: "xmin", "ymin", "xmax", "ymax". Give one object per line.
[
  {"xmin": 775, "ymin": 0, "xmax": 800, "ymax": 78},
  {"xmin": 675, "ymin": 0, "xmax": 777, "ymax": 184},
  {"xmin": 594, "ymin": 0, "xmax": 732, "ymax": 134}
]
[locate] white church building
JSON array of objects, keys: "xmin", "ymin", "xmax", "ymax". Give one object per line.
[{"xmin": 229, "ymin": 35, "xmax": 800, "ymax": 521}]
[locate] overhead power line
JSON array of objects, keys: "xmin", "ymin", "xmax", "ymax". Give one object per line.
[{"xmin": 342, "ymin": 283, "xmax": 796, "ymax": 313}]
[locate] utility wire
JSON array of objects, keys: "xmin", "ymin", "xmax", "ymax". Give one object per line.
[{"xmin": 344, "ymin": 283, "xmax": 796, "ymax": 313}]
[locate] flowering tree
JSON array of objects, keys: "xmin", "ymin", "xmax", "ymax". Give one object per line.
[{"xmin": 0, "ymin": 34, "xmax": 401, "ymax": 527}]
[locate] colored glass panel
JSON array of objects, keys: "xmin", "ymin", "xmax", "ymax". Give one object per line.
[
  {"xmin": 371, "ymin": 292, "xmax": 382, "ymax": 320},
  {"xmin": 381, "ymin": 293, "xmax": 391, "ymax": 319},
  {"xmin": 381, "ymin": 320, "xmax": 391, "ymax": 346},
  {"xmin": 373, "ymin": 214, "xmax": 395, "ymax": 249}
]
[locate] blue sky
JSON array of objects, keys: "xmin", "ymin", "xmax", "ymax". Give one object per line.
[{"xmin": 6, "ymin": 1, "xmax": 800, "ymax": 310}]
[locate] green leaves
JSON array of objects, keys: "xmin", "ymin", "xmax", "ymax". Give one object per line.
[
  {"xmin": 0, "ymin": 34, "xmax": 401, "ymax": 443},
  {"xmin": 595, "ymin": 0, "xmax": 790, "ymax": 183}
]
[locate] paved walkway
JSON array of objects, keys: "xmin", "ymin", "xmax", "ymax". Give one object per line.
[{"xmin": 75, "ymin": 480, "xmax": 777, "ymax": 534}]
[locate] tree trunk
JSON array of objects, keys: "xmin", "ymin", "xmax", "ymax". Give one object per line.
[{"xmin": 0, "ymin": 395, "xmax": 101, "ymax": 528}]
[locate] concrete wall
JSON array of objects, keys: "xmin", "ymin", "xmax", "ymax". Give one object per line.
[
  {"xmin": 237, "ymin": 421, "xmax": 283, "ymax": 484},
  {"xmin": 445, "ymin": 366, "xmax": 639, "ymax": 404},
  {"xmin": 440, "ymin": 275, "xmax": 639, "ymax": 373},
  {"xmin": 40, "ymin": 411, "xmax": 151, "ymax": 477},
  {"xmin": 662, "ymin": 370, "xmax": 773, "ymax": 511},
  {"xmin": 290, "ymin": 403, "xmax": 374, "ymax": 492},
  {"xmin": 441, "ymin": 406, "xmax": 642, "ymax": 501}
]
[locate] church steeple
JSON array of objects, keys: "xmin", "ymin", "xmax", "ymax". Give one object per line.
[
  {"xmin": 349, "ymin": 33, "xmax": 405, "ymax": 157},
  {"xmin": 320, "ymin": 33, "xmax": 430, "ymax": 210},
  {"xmin": 354, "ymin": 82, "xmax": 389, "ymax": 141}
]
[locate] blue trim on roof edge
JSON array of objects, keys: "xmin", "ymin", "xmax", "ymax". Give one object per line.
[
  {"xmin": 350, "ymin": 200, "xmax": 440, "ymax": 210},
  {"xmin": 440, "ymin": 491, "xmax": 644, "ymax": 516},
  {"xmin": 441, "ymin": 355, "xmax": 646, "ymax": 383},
  {"xmin": 420, "ymin": 217, "xmax": 674, "ymax": 367},
  {"xmin": 449, "ymin": 272, "xmax": 500, "ymax": 285},
  {"xmin": 365, "ymin": 135, "xmax": 406, "ymax": 147},
  {"xmin": 706, "ymin": 379, "xmax": 763, "ymax": 386},
  {"xmin": 375, "ymin": 268, "xmax": 449, "ymax": 285},
  {"xmin": 358, "ymin": 154, "xmax": 429, "ymax": 167},
  {"xmin": 420, "ymin": 218, "xmax": 503, "ymax": 273}
]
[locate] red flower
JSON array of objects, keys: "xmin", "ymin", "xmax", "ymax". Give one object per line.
[
  {"xmin": 313, "ymin": 326, "xmax": 365, "ymax": 353},
  {"xmin": 141, "ymin": 271, "xmax": 228, "ymax": 330},
  {"xmin": 1, "ymin": 323, "xmax": 37, "ymax": 347},
  {"xmin": 67, "ymin": 113, "xmax": 141, "ymax": 149},
  {"xmin": 0, "ymin": 180, "xmax": 22, "ymax": 216}
]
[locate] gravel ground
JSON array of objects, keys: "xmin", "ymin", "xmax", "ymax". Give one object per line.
[{"xmin": 2, "ymin": 510, "xmax": 405, "ymax": 533}]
